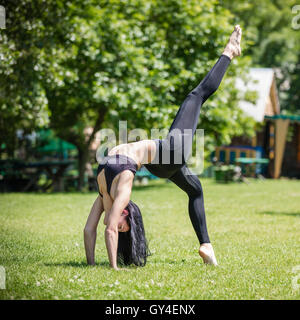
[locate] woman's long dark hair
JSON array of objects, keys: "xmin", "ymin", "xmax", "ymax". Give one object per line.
[{"xmin": 117, "ymin": 200, "xmax": 150, "ymax": 267}]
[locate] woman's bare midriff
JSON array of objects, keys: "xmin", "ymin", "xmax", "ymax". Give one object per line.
[
  {"xmin": 108, "ymin": 140, "xmax": 156, "ymax": 165},
  {"xmin": 97, "ymin": 140, "xmax": 157, "ymax": 224}
]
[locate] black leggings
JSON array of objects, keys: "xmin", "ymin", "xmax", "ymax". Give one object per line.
[{"xmin": 145, "ymin": 54, "xmax": 231, "ymax": 244}]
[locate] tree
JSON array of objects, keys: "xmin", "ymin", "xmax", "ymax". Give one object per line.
[
  {"xmin": 284, "ymin": 52, "xmax": 300, "ymax": 114},
  {"xmin": 220, "ymin": 0, "xmax": 300, "ymax": 113},
  {"xmin": 1, "ymin": 0, "xmax": 256, "ymax": 190},
  {"xmin": 103, "ymin": 0, "xmax": 255, "ymax": 151},
  {"xmin": 0, "ymin": 0, "xmax": 49, "ymax": 156},
  {"xmin": 40, "ymin": 0, "xmax": 256, "ymax": 187}
]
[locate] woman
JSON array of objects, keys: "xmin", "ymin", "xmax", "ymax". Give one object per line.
[{"xmin": 84, "ymin": 25, "xmax": 242, "ymax": 270}]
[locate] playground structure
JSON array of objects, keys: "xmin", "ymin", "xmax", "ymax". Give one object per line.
[{"xmin": 213, "ymin": 68, "xmax": 300, "ymax": 179}]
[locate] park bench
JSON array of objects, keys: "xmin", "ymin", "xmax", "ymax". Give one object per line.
[
  {"xmin": 235, "ymin": 157, "xmax": 269, "ymax": 177},
  {"xmin": 0, "ymin": 159, "xmax": 74, "ymax": 192}
]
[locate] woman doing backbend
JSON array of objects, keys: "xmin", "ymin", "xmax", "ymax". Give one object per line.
[{"xmin": 84, "ymin": 25, "xmax": 242, "ymax": 270}]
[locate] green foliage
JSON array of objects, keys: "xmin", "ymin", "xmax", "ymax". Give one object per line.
[
  {"xmin": 41, "ymin": 0, "xmax": 255, "ymax": 150},
  {"xmin": 2, "ymin": 0, "xmax": 298, "ymax": 161},
  {"xmin": 0, "ymin": 0, "xmax": 89, "ymax": 154},
  {"xmin": 221, "ymin": 0, "xmax": 300, "ymax": 112},
  {"xmin": 284, "ymin": 52, "xmax": 300, "ymax": 114},
  {"xmin": 0, "ymin": 1, "xmax": 45, "ymax": 154},
  {"xmin": 5, "ymin": 0, "xmax": 290, "ymax": 189},
  {"xmin": 0, "ymin": 1, "xmax": 254, "ymax": 153}
]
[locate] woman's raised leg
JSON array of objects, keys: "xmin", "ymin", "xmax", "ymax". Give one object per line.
[
  {"xmin": 166, "ymin": 25, "xmax": 242, "ymax": 162},
  {"xmin": 146, "ymin": 25, "xmax": 242, "ymax": 178},
  {"xmin": 152, "ymin": 53, "xmax": 232, "ymax": 171}
]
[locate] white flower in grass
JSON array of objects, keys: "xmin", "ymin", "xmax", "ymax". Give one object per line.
[
  {"xmin": 66, "ymin": 295, "xmax": 71, "ymax": 299},
  {"xmin": 114, "ymin": 280, "xmax": 119, "ymax": 286},
  {"xmin": 53, "ymin": 296, "xmax": 59, "ymax": 300},
  {"xmin": 75, "ymin": 243, "xmax": 79, "ymax": 247},
  {"xmin": 150, "ymin": 279, "xmax": 154, "ymax": 285},
  {"xmin": 78, "ymin": 279, "xmax": 85, "ymax": 283},
  {"xmin": 36, "ymin": 281, "xmax": 41, "ymax": 287},
  {"xmin": 69, "ymin": 279, "xmax": 74, "ymax": 283},
  {"xmin": 74, "ymin": 275, "xmax": 78, "ymax": 279},
  {"xmin": 48, "ymin": 278, "xmax": 53, "ymax": 282},
  {"xmin": 107, "ymin": 291, "xmax": 116, "ymax": 297}
]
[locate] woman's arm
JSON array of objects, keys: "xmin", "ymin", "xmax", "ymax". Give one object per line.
[
  {"xmin": 84, "ymin": 195, "xmax": 104, "ymax": 265},
  {"xmin": 105, "ymin": 171, "xmax": 133, "ymax": 270}
]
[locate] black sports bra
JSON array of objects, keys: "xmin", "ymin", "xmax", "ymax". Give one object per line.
[{"xmin": 96, "ymin": 154, "xmax": 138, "ymax": 197}]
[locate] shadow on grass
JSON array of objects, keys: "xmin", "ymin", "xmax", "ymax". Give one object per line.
[
  {"xmin": 44, "ymin": 259, "xmax": 183, "ymax": 268},
  {"xmin": 44, "ymin": 260, "xmax": 111, "ymax": 268},
  {"xmin": 44, "ymin": 261, "xmax": 143, "ymax": 271},
  {"xmin": 260, "ymin": 211, "xmax": 300, "ymax": 217}
]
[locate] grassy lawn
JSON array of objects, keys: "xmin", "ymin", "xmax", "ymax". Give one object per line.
[{"xmin": 0, "ymin": 178, "xmax": 299, "ymax": 300}]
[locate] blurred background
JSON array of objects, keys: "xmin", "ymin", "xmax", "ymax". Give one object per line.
[{"xmin": 0, "ymin": 0, "xmax": 299, "ymax": 192}]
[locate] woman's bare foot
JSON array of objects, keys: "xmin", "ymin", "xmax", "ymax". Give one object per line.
[
  {"xmin": 222, "ymin": 25, "xmax": 242, "ymax": 60},
  {"xmin": 199, "ymin": 243, "xmax": 218, "ymax": 266}
]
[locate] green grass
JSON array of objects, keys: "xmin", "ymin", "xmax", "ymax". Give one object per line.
[{"xmin": 0, "ymin": 178, "xmax": 299, "ymax": 300}]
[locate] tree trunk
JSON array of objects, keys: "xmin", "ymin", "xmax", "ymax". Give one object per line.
[
  {"xmin": 77, "ymin": 147, "xmax": 89, "ymax": 191},
  {"xmin": 55, "ymin": 109, "xmax": 108, "ymax": 191}
]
